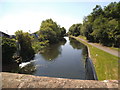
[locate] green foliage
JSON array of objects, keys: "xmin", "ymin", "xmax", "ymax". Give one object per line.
[
  {"xmin": 2, "ymin": 37, "xmax": 17, "ymax": 64},
  {"xmin": 15, "ymin": 30, "xmax": 35, "ymax": 62},
  {"xmin": 60, "ymin": 27, "xmax": 66, "ymax": 37},
  {"xmin": 68, "ymin": 23, "xmax": 82, "ymax": 36},
  {"xmin": 80, "ymin": 2, "xmax": 120, "ymax": 47},
  {"xmin": 38, "ymin": 19, "xmax": 66, "ymax": 43},
  {"xmin": 104, "ymin": 2, "xmax": 120, "ymax": 20},
  {"xmin": 32, "ymin": 40, "xmax": 49, "ymax": 53}
]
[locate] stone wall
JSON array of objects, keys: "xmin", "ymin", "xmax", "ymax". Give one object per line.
[{"xmin": 1, "ymin": 72, "xmax": 118, "ymax": 88}]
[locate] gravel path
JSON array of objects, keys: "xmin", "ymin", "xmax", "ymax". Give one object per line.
[{"xmin": 77, "ymin": 37, "xmax": 120, "ymax": 58}]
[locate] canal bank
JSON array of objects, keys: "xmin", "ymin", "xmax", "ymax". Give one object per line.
[
  {"xmin": 69, "ymin": 36, "xmax": 98, "ymax": 80},
  {"xmin": 1, "ymin": 72, "xmax": 118, "ymax": 88},
  {"xmin": 70, "ymin": 36, "xmax": 118, "ymax": 80}
]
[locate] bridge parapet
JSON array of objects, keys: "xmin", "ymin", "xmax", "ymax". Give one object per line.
[{"xmin": 1, "ymin": 72, "xmax": 118, "ymax": 88}]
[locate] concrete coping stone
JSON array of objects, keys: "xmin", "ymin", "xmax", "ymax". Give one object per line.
[{"xmin": 1, "ymin": 72, "xmax": 118, "ymax": 88}]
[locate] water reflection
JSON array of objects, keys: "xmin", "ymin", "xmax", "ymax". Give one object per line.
[
  {"xmin": 69, "ymin": 37, "xmax": 85, "ymax": 49},
  {"xmin": 41, "ymin": 38, "xmax": 66, "ymax": 61},
  {"xmin": 69, "ymin": 37, "xmax": 88, "ymax": 58}
]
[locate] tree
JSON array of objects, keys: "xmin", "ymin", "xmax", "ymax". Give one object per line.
[
  {"xmin": 38, "ymin": 19, "xmax": 66, "ymax": 43},
  {"xmin": 81, "ymin": 17, "xmax": 93, "ymax": 42},
  {"xmin": 91, "ymin": 5, "xmax": 103, "ymax": 21},
  {"xmin": 79, "ymin": 2, "xmax": 120, "ymax": 47},
  {"xmin": 2, "ymin": 37, "xmax": 17, "ymax": 64},
  {"xmin": 68, "ymin": 23, "xmax": 82, "ymax": 36},
  {"xmin": 104, "ymin": 2, "xmax": 120, "ymax": 20},
  {"xmin": 15, "ymin": 30, "xmax": 35, "ymax": 62},
  {"xmin": 106, "ymin": 19, "xmax": 120, "ymax": 47},
  {"xmin": 60, "ymin": 27, "xmax": 66, "ymax": 37}
]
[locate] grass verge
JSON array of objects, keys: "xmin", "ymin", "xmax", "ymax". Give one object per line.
[{"xmin": 70, "ymin": 36, "xmax": 118, "ymax": 80}]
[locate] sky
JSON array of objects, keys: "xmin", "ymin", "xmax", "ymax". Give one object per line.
[{"xmin": 0, "ymin": 0, "xmax": 119, "ymax": 35}]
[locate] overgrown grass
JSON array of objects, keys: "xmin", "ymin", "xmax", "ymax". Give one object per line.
[{"xmin": 71, "ymin": 36, "xmax": 118, "ymax": 80}]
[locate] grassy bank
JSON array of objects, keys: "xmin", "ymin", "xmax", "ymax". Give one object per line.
[{"xmin": 70, "ymin": 36, "xmax": 118, "ymax": 80}]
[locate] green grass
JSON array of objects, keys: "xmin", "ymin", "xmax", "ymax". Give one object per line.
[
  {"xmin": 78, "ymin": 35, "xmax": 86, "ymax": 40},
  {"xmin": 70, "ymin": 36, "xmax": 118, "ymax": 80},
  {"xmin": 110, "ymin": 47, "xmax": 119, "ymax": 51}
]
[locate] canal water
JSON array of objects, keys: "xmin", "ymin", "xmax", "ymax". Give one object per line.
[{"xmin": 19, "ymin": 37, "xmax": 89, "ymax": 80}]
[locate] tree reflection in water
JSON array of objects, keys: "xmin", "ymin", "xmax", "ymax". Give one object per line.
[
  {"xmin": 69, "ymin": 37, "xmax": 88, "ymax": 59},
  {"xmin": 41, "ymin": 38, "xmax": 66, "ymax": 61}
]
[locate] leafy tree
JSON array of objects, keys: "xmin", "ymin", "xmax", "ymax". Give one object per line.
[
  {"xmin": 91, "ymin": 16, "xmax": 107, "ymax": 43},
  {"xmin": 68, "ymin": 23, "xmax": 82, "ymax": 36},
  {"xmin": 91, "ymin": 5, "xmax": 103, "ymax": 21},
  {"xmin": 104, "ymin": 2, "xmax": 120, "ymax": 20},
  {"xmin": 106, "ymin": 19, "xmax": 120, "ymax": 47},
  {"xmin": 15, "ymin": 30, "xmax": 35, "ymax": 62},
  {"xmin": 60, "ymin": 27, "xmax": 66, "ymax": 37},
  {"xmin": 2, "ymin": 37, "xmax": 17, "ymax": 64},
  {"xmin": 80, "ymin": 16, "xmax": 94, "ymax": 42},
  {"xmin": 79, "ymin": 2, "xmax": 120, "ymax": 47},
  {"xmin": 38, "ymin": 19, "xmax": 66, "ymax": 43}
]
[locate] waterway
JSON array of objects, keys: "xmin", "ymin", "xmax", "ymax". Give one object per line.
[{"xmin": 19, "ymin": 37, "xmax": 90, "ymax": 80}]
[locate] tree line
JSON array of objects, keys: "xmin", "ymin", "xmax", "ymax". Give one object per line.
[
  {"xmin": 68, "ymin": 2, "xmax": 120, "ymax": 47},
  {"xmin": 2, "ymin": 19, "xmax": 66, "ymax": 66}
]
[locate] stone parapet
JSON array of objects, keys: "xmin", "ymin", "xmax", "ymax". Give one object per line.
[{"xmin": 1, "ymin": 72, "xmax": 118, "ymax": 88}]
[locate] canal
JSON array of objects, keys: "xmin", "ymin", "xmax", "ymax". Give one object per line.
[{"xmin": 19, "ymin": 37, "xmax": 95, "ymax": 80}]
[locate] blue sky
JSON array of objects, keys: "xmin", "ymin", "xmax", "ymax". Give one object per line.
[{"xmin": 0, "ymin": 0, "xmax": 119, "ymax": 35}]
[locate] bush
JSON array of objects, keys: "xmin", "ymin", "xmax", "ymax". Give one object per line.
[{"xmin": 2, "ymin": 37, "xmax": 17, "ymax": 64}]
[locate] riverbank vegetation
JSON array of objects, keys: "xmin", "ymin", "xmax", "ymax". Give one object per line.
[
  {"xmin": 68, "ymin": 2, "xmax": 120, "ymax": 48},
  {"xmin": 15, "ymin": 30, "xmax": 35, "ymax": 62},
  {"xmin": 2, "ymin": 37, "xmax": 17, "ymax": 65},
  {"xmin": 32, "ymin": 19, "xmax": 66, "ymax": 53},
  {"xmin": 2, "ymin": 18, "xmax": 66, "ymax": 68}
]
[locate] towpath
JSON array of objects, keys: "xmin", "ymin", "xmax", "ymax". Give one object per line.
[{"xmin": 77, "ymin": 37, "xmax": 119, "ymax": 57}]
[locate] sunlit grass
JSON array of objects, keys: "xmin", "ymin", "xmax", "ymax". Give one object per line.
[
  {"xmin": 110, "ymin": 47, "xmax": 119, "ymax": 51},
  {"xmin": 78, "ymin": 35, "xmax": 86, "ymax": 40},
  {"xmin": 70, "ymin": 36, "xmax": 118, "ymax": 80}
]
